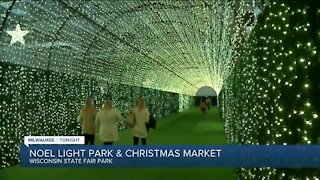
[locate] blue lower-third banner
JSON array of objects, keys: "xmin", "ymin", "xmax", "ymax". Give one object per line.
[{"xmin": 20, "ymin": 145, "xmax": 320, "ymax": 168}]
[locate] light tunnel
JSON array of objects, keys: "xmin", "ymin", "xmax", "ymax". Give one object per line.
[
  {"xmin": 1, "ymin": 0, "xmax": 320, "ymax": 179},
  {"xmin": 0, "ymin": 0, "xmax": 251, "ymax": 96}
]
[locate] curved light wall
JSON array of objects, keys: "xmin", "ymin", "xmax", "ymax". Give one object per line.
[{"xmin": 0, "ymin": 0, "xmax": 258, "ymax": 95}]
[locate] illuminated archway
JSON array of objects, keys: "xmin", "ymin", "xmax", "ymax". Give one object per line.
[
  {"xmin": 195, "ymin": 86, "xmax": 217, "ymax": 97},
  {"xmin": 0, "ymin": 0, "xmax": 254, "ymax": 96}
]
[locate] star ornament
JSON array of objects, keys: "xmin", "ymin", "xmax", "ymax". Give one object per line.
[{"xmin": 7, "ymin": 24, "xmax": 29, "ymax": 45}]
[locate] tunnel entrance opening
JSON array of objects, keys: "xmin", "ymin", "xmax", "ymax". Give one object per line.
[{"xmin": 195, "ymin": 86, "xmax": 217, "ymax": 106}]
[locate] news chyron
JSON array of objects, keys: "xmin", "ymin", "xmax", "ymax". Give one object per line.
[{"xmin": 20, "ymin": 136, "xmax": 320, "ymax": 168}]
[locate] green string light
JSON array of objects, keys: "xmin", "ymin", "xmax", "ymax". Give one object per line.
[{"xmin": 220, "ymin": 1, "xmax": 320, "ymax": 179}]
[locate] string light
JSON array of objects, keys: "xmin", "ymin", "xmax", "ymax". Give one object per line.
[
  {"xmin": 0, "ymin": 0, "xmax": 255, "ymax": 170},
  {"xmin": 0, "ymin": 62, "xmax": 194, "ymax": 169},
  {"xmin": 2, "ymin": 0, "xmax": 318, "ymax": 179},
  {"xmin": 220, "ymin": 1, "xmax": 320, "ymax": 179},
  {"xmin": 2, "ymin": 0, "xmax": 262, "ymax": 169},
  {"xmin": 0, "ymin": 0, "xmax": 249, "ymax": 96}
]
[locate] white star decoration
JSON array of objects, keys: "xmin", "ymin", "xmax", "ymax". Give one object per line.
[{"xmin": 7, "ymin": 24, "xmax": 29, "ymax": 45}]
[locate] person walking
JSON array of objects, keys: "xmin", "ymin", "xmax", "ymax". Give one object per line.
[
  {"xmin": 95, "ymin": 100, "xmax": 122, "ymax": 145},
  {"xmin": 78, "ymin": 96, "xmax": 96, "ymax": 145},
  {"xmin": 206, "ymin": 97, "xmax": 211, "ymax": 110},
  {"xmin": 200, "ymin": 100, "xmax": 207, "ymax": 115},
  {"xmin": 131, "ymin": 98, "xmax": 150, "ymax": 145}
]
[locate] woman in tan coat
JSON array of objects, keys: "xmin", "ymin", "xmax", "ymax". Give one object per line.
[
  {"xmin": 78, "ymin": 97, "xmax": 96, "ymax": 145},
  {"xmin": 95, "ymin": 100, "xmax": 122, "ymax": 145},
  {"xmin": 132, "ymin": 98, "xmax": 150, "ymax": 145}
]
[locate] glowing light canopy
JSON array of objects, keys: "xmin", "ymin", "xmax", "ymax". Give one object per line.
[{"xmin": 0, "ymin": 0, "xmax": 258, "ymax": 95}]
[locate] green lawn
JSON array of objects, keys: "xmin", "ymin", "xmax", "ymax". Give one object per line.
[{"xmin": 0, "ymin": 107, "xmax": 236, "ymax": 180}]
